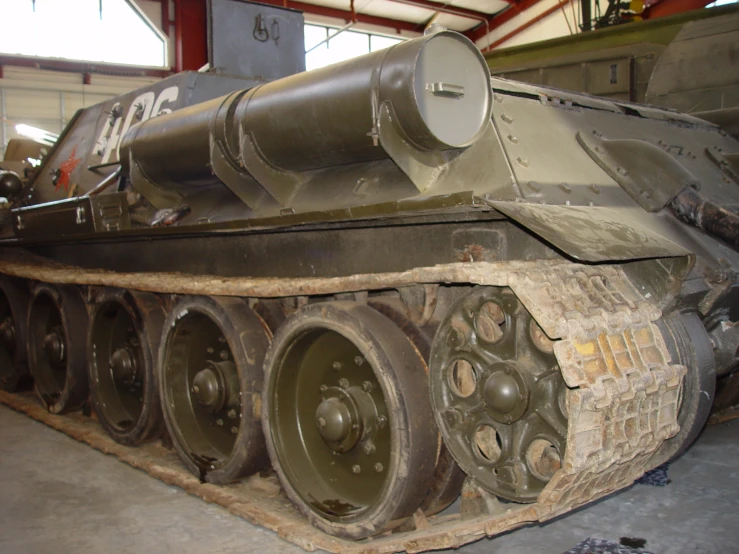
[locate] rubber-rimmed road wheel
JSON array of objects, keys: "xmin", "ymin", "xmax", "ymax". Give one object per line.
[
  {"xmin": 369, "ymin": 298, "xmax": 465, "ymax": 516},
  {"xmin": 650, "ymin": 311, "xmax": 716, "ymax": 467},
  {"xmin": 88, "ymin": 289, "xmax": 165, "ymax": 445},
  {"xmin": 27, "ymin": 284, "xmax": 89, "ymax": 413},
  {"xmin": 0, "ymin": 277, "xmax": 31, "ymax": 392},
  {"xmin": 262, "ymin": 302, "xmax": 437, "ymax": 539},
  {"xmin": 159, "ymin": 295, "xmax": 270, "ymax": 484}
]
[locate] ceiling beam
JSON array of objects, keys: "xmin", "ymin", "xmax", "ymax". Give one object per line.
[
  {"xmin": 482, "ymin": 0, "xmax": 569, "ymax": 51},
  {"xmin": 0, "ymin": 55, "xmax": 171, "ymax": 78},
  {"xmin": 383, "ymin": 0, "xmax": 512, "ymax": 19},
  {"xmin": 253, "ymin": 1, "xmax": 424, "ymax": 33},
  {"xmin": 465, "ymin": 0, "xmax": 546, "ymax": 44}
]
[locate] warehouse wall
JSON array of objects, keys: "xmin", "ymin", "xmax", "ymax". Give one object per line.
[
  {"xmin": 0, "ymin": 67, "xmax": 159, "ymax": 160},
  {"xmin": 0, "ymin": 0, "xmax": 168, "ymax": 161}
]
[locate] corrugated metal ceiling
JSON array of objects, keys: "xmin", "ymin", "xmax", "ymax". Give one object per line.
[{"xmin": 288, "ymin": 0, "xmax": 512, "ymax": 33}]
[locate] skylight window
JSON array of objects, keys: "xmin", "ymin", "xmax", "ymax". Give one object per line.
[
  {"xmin": 0, "ymin": 0, "xmax": 167, "ymax": 67},
  {"xmin": 305, "ymin": 24, "xmax": 404, "ymax": 71}
]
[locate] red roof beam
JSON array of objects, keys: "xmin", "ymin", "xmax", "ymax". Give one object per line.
[
  {"xmin": 465, "ymin": 0, "xmax": 546, "ymax": 43},
  {"xmin": 644, "ymin": 0, "xmax": 714, "ymax": 19},
  {"xmin": 482, "ymin": 0, "xmax": 568, "ymax": 51},
  {"xmin": 253, "ymin": 0, "xmax": 424, "ymax": 33},
  {"xmin": 383, "ymin": 0, "xmax": 510, "ymax": 19}
]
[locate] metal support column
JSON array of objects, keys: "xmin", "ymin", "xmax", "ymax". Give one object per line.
[
  {"xmin": 0, "ymin": 87, "xmax": 6, "ymax": 159},
  {"xmin": 59, "ymin": 90, "xmax": 66, "ymax": 130}
]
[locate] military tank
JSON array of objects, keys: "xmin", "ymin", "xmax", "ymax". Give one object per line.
[{"xmin": 0, "ymin": 28, "xmax": 738, "ymax": 549}]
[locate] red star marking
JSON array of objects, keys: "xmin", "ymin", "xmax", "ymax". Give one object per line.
[{"xmin": 55, "ymin": 146, "xmax": 81, "ymax": 191}]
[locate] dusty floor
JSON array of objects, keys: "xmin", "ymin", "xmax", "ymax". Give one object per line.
[{"xmin": 0, "ymin": 403, "xmax": 737, "ymax": 554}]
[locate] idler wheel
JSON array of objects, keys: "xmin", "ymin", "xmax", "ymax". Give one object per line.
[
  {"xmin": 0, "ymin": 277, "xmax": 32, "ymax": 392},
  {"xmin": 88, "ymin": 290, "xmax": 165, "ymax": 445},
  {"xmin": 262, "ymin": 302, "xmax": 437, "ymax": 539},
  {"xmin": 27, "ymin": 284, "xmax": 89, "ymax": 413},
  {"xmin": 159, "ymin": 296, "xmax": 270, "ymax": 484},
  {"xmin": 430, "ymin": 287, "xmax": 568, "ymax": 502}
]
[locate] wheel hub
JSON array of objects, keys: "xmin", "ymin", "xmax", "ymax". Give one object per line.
[
  {"xmin": 110, "ymin": 346, "xmax": 138, "ymax": 385},
  {"xmin": 483, "ymin": 362, "xmax": 528, "ymax": 423},
  {"xmin": 43, "ymin": 328, "xmax": 65, "ymax": 365},
  {"xmin": 0, "ymin": 317, "xmax": 15, "ymax": 349},
  {"xmin": 316, "ymin": 397, "xmax": 353, "ymax": 443},
  {"xmin": 314, "ymin": 386, "xmax": 374, "ymax": 453},
  {"xmin": 192, "ymin": 365, "xmax": 228, "ymax": 413}
]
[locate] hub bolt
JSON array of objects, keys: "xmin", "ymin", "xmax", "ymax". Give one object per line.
[
  {"xmin": 332, "ymin": 361, "xmax": 342, "ymax": 371},
  {"xmin": 352, "ymin": 465, "xmax": 361, "ymax": 474},
  {"xmin": 374, "ymin": 463, "xmax": 384, "ymax": 473},
  {"xmin": 361, "ymin": 381, "xmax": 373, "ymax": 392},
  {"xmin": 338, "ymin": 378, "xmax": 349, "ymax": 389},
  {"xmin": 363, "ymin": 442, "xmax": 375, "ymax": 455},
  {"xmin": 216, "ymin": 418, "xmax": 224, "ymax": 426},
  {"xmin": 230, "ymin": 426, "xmax": 238, "ymax": 435},
  {"xmin": 319, "ymin": 384, "xmax": 328, "ymax": 392},
  {"xmin": 377, "ymin": 415, "xmax": 387, "ymax": 429},
  {"xmin": 220, "ymin": 350, "xmax": 229, "ymax": 360},
  {"xmin": 354, "ymin": 356, "xmax": 364, "ymax": 366},
  {"xmin": 227, "ymin": 409, "xmax": 237, "ymax": 419}
]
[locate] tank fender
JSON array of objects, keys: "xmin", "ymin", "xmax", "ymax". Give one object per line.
[
  {"xmin": 576, "ymin": 131, "xmax": 700, "ymax": 212},
  {"xmin": 490, "ymin": 201, "xmax": 691, "ymax": 262}
]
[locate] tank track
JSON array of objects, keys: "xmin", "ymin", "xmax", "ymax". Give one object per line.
[{"xmin": 0, "ymin": 251, "xmax": 685, "ymax": 552}]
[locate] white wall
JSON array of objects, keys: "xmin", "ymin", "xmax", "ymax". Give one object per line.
[{"xmin": 1, "ymin": 67, "xmax": 158, "ymax": 160}]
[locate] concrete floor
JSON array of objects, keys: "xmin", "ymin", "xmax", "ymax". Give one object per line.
[{"xmin": 0, "ymin": 404, "xmax": 737, "ymax": 554}]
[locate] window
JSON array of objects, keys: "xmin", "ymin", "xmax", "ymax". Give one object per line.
[
  {"xmin": 304, "ymin": 24, "xmax": 404, "ymax": 71},
  {"xmin": 0, "ymin": 0, "xmax": 167, "ymax": 67}
]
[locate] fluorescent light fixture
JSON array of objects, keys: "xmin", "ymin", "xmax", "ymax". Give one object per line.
[{"xmin": 15, "ymin": 124, "xmax": 59, "ymax": 146}]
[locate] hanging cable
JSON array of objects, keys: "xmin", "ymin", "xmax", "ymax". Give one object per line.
[
  {"xmin": 570, "ymin": 0, "xmax": 578, "ymax": 32},
  {"xmin": 559, "ymin": 1, "xmax": 574, "ymax": 34}
]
